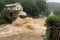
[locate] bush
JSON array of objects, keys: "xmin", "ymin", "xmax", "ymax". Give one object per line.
[
  {"xmin": 0, "ymin": 19, "xmax": 7, "ymax": 24},
  {"xmin": 46, "ymin": 16, "xmax": 60, "ymax": 28},
  {"xmin": 46, "ymin": 16, "xmax": 60, "ymax": 40},
  {"xmin": 0, "ymin": 10, "xmax": 8, "ymax": 24}
]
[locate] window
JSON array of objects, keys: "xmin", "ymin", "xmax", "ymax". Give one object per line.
[
  {"xmin": 10, "ymin": 7, "xmax": 12, "ymax": 10},
  {"xmin": 17, "ymin": 7, "xmax": 19, "ymax": 9}
]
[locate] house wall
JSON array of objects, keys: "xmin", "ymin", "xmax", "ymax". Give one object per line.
[
  {"xmin": 15, "ymin": 4, "xmax": 23, "ymax": 11},
  {"xmin": 4, "ymin": 4, "xmax": 23, "ymax": 11}
]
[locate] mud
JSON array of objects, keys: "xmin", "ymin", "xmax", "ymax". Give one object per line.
[{"xmin": 0, "ymin": 17, "xmax": 46, "ymax": 40}]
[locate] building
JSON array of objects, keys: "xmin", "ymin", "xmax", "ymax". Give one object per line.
[
  {"xmin": 4, "ymin": 3, "xmax": 27, "ymax": 22},
  {"xmin": 4, "ymin": 3, "xmax": 23, "ymax": 11}
]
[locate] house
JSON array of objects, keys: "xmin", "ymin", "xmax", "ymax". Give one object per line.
[
  {"xmin": 4, "ymin": 3, "xmax": 23, "ymax": 11},
  {"xmin": 4, "ymin": 3, "xmax": 27, "ymax": 22}
]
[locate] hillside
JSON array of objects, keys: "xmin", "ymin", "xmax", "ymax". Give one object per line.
[{"xmin": 47, "ymin": 2, "xmax": 60, "ymax": 11}]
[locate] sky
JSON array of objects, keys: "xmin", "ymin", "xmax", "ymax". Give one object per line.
[{"xmin": 47, "ymin": 0, "xmax": 60, "ymax": 3}]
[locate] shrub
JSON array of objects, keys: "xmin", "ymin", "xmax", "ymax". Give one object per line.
[
  {"xmin": 0, "ymin": 10, "xmax": 8, "ymax": 24},
  {"xmin": 46, "ymin": 16, "xmax": 60, "ymax": 40},
  {"xmin": 46, "ymin": 16, "xmax": 60, "ymax": 28},
  {"xmin": 0, "ymin": 19, "xmax": 7, "ymax": 24}
]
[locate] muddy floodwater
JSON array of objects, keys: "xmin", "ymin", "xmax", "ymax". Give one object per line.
[{"xmin": 0, "ymin": 17, "xmax": 46, "ymax": 40}]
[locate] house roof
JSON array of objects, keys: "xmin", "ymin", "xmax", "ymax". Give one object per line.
[{"xmin": 5, "ymin": 3, "xmax": 19, "ymax": 7}]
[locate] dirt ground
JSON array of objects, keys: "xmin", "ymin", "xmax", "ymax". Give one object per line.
[{"xmin": 0, "ymin": 17, "xmax": 47, "ymax": 40}]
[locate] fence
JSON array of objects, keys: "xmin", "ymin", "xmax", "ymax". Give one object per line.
[{"xmin": 50, "ymin": 26, "xmax": 60, "ymax": 40}]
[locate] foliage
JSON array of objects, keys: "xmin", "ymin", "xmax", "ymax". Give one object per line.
[
  {"xmin": 46, "ymin": 26, "xmax": 50, "ymax": 40},
  {"xmin": 36, "ymin": 0, "xmax": 46, "ymax": 12},
  {"xmin": 47, "ymin": 2, "xmax": 60, "ymax": 17},
  {"xmin": 0, "ymin": 11, "xmax": 8, "ymax": 24},
  {"xmin": 0, "ymin": 18, "xmax": 7, "ymax": 24},
  {"xmin": 47, "ymin": 2, "xmax": 60, "ymax": 11},
  {"xmin": 5, "ymin": 0, "xmax": 17, "ymax": 4},
  {"xmin": 0, "ymin": 0, "xmax": 47, "ymax": 24},
  {"xmin": 46, "ymin": 16, "xmax": 60, "ymax": 28},
  {"xmin": 54, "ymin": 9, "xmax": 60, "ymax": 16},
  {"xmin": 0, "ymin": 0, "xmax": 47, "ymax": 17},
  {"xmin": 46, "ymin": 16, "xmax": 60, "ymax": 40},
  {"xmin": 0, "ymin": 0, "xmax": 5, "ymax": 12},
  {"xmin": 5, "ymin": 0, "xmax": 47, "ymax": 17}
]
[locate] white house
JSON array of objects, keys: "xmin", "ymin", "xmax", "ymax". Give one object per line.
[
  {"xmin": 4, "ymin": 3, "xmax": 27, "ymax": 21},
  {"xmin": 4, "ymin": 3, "xmax": 23, "ymax": 11}
]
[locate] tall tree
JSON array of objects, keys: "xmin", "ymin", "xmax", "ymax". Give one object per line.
[
  {"xmin": 0, "ymin": 0, "xmax": 47, "ymax": 17},
  {"xmin": 36, "ymin": 0, "xmax": 47, "ymax": 16},
  {"xmin": 5, "ymin": 0, "xmax": 17, "ymax": 4},
  {"xmin": 0, "ymin": 0, "xmax": 5, "ymax": 11},
  {"xmin": 17, "ymin": 0, "xmax": 40, "ymax": 17}
]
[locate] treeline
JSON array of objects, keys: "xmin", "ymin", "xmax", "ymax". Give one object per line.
[
  {"xmin": 0, "ymin": 0, "xmax": 47, "ymax": 17},
  {"xmin": 46, "ymin": 15, "xmax": 60, "ymax": 40},
  {"xmin": 47, "ymin": 2, "xmax": 60, "ymax": 16},
  {"xmin": 47, "ymin": 2, "xmax": 60, "ymax": 11},
  {"xmin": 0, "ymin": 0, "xmax": 48, "ymax": 24}
]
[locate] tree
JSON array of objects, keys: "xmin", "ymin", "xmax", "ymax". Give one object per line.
[
  {"xmin": 15, "ymin": 0, "xmax": 40, "ymax": 17},
  {"xmin": 5, "ymin": 0, "xmax": 17, "ymax": 4},
  {"xmin": 3, "ymin": 0, "xmax": 47, "ymax": 17},
  {"xmin": 0, "ymin": 0, "xmax": 5, "ymax": 11},
  {"xmin": 36, "ymin": 0, "xmax": 47, "ymax": 16},
  {"xmin": 0, "ymin": 0, "xmax": 47, "ymax": 17},
  {"xmin": 54, "ymin": 9, "xmax": 60, "ymax": 16}
]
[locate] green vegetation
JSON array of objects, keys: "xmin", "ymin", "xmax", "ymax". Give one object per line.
[
  {"xmin": 47, "ymin": 2, "xmax": 60, "ymax": 11},
  {"xmin": 46, "ymin": 16, "xmax": 60, "ymax": 40},
  {"xmin": 0, "ymin": 0, "xmax": 47, "ymax": 17},
  {"xmin": 46, "ymin": 26, "xmax": 50, "ymax": 40},
  {"xmin": 54, "ymin": 9, "xmax": 60, "ymax": 16},
  {"xmin": 46, "ymin": 16, "xmax": 60, "ymax": 27},
  {"xmin": 0, "ymin": 11, "xmax": 8, "ymax": 24},
  {"xmin": 47, "ymin": 2, "xmax": 60, "ymax": 16},
  {"xmin": 0, "ymin": 0, "xmax": 47, "ymax": 24}
]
